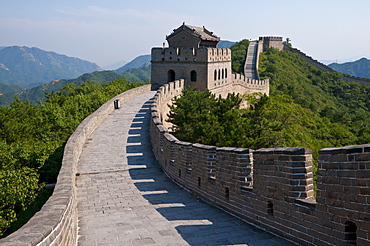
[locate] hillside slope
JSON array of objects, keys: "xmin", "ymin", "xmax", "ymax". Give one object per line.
[
  {"xmin": 0, "ymin": 82, "xmax": 23, "ymax": 94},
  {"xmin": 259, "ymin": 48, "xmax": 370, "ymax": 150},
  {"xmin": 0, "ymin": 46, "xmax": 102, "ymax": 88}
]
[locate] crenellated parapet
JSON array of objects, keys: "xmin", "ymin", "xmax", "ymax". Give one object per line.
[
  {"xmin": 209, "ymin": 73, "xmax": 269, "ymax": 98},
  {"xmin": 150, "ymin": 82, "xmax": 370, "ymax": 245},
  {"xmin": 232, "ymin": 73, "xmax": 269, "ymax": 92},
  {"xmin": 151, "ymin": 47, "xmax": 231, "ymax": 63}
]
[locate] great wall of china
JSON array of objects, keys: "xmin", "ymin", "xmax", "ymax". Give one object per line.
[{"xmin": 1, "ymin": 23, "xmax": 369, "ymax": 245}]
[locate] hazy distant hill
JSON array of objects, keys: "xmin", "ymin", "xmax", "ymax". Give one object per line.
[
  {"xmin": 103, "ymin": 60, "xmax": 128, "ymax": 70},
  {"xmin": 0, "ymin": 65, "xmax": 151, "ymax": 105},
  {"xmin": 0, "ymin": 46, "xmax": 102, "ymax": 88},
  {"xmin": 328, "ymin": 58, "xmax": 370, "ymax": 78},
  {"xmin": 217, "ymin": 40, "xmax": 236, "ymax": 48},
  {"xmin": 115, "ymin": 55, "xmax": 150, "ymax": 74},
  {"xmin": 0, "ymin": 81, "xmax": 23, "ymax": 94}
]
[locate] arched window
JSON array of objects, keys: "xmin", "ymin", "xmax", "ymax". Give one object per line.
[
  {"xmin": 214, "ymin": 70, "xmax": 217, "ymax": 81},
  {"xmin": 225, "ymin": 187, "xmax": 230, "ymax": 200},
  {"xmin": 190, "ymin": 70, "xmax": 197, "ymax": 82},
  {"xmin": 225, "ymin": 68, "xmax": 227, "ymax": 78},
  {"xmin": 167, "ymin": 70, "xmax": 175, "ymax": 82},
  {"xmin": 218, "ymin": 69, "xmax": 221, "ymax": 80},
  {"xmin": 222, "ymin": 69, "xmax": 224, "ymax": 79},
  {"xmin": 345, "ymin": 221, "xmax": 357, "ymax": 245}
]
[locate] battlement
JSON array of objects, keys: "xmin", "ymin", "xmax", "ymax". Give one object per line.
[
  {"xmin": 232, "ymin": 73, "xmax": 269, "ymax": 87},
  {"xmin": 150, "ymin": 82, "xmax": 370, "ymax": 245},
  {"xmin": 259, "ymin": 36, "xmax": 283, "ymax": 42},
  {"xmin": 209, "ymin": 74, "xmax": 269, "ymax": 98},
  {"xmin": 151, "ymin": 47, "xmax": 231, "ymax": 63}
]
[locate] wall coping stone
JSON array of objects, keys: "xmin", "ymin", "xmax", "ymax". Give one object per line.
[
  {"xmin": 254, "ymin": 147, "xmax": 312, "ymax": 155},
  {"xmin": 164, "ymin": 132, "xmax": 177, "ymax": 142},
  {"xmin": 192, "ymin": 143, "xmax": 217, "ymax": 150},
  {"xmin": 319, "ymin": 144, "xmax": 370, "ymax": 155}
]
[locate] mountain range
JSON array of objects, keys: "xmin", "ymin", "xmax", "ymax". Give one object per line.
[
  {"xmin": 0, "ymin": 40, "xmax": 236, "ymax": 92},
  {"xmin": 0, "ymin": 46, "xmax": 102, "ymax": 88},
  {"xmin": 328, "ymin": 57, "xmax": 370, "ymax": 78},
  {"xmin": 0, "ymin": 45, "xmax": 154, "ymax": 105},
  {"xmin": 103, "ymin": 60, "xmax": 127, "ymax": 70},
  {"xmin": 1, "ymin": 43, "xmax": 369, "ymax": 105}
]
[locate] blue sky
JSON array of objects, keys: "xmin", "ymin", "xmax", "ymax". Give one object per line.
[{"xmin": 1, "ymin": 0, "xmax": 370, "ymax": 67}]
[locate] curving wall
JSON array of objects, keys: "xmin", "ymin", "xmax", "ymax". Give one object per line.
[
  {"xmin": 0, "ymin": 84, "xmax": 151, "ymax": 246},
  {"xmin": 150, "ymin": 81, "xmax": 370, "ymax": 246},
  {"xmin": 209, "ymin": 73, "xmax": 269, "ymax": 98}
]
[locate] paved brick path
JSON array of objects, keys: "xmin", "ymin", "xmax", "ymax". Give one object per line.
[
  {"xmin": 76, "ymin": 91, "xmax": 295, "ymax": 246},
  {"xmin": 244, "ymin": 41, "xmax": 259, "ymax": 80}
]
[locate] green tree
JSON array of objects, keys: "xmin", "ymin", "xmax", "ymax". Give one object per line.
[
  {"xmin": 0, "ymin": 168, "xmax": 39, "ymax": 236},
  {"xmin": 167, "ymin": 88, "xmax": 284, "ymax": 149},
  {"xmin": 230, "ymin": 39, "xmax": 250, "ymax": 74}
]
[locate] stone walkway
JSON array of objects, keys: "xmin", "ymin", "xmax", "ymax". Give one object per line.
[
  {"xmin": 244, "ymin": 41, "xmax": 260, "ymax": 80},
  {"xmin": 76, "ymin": 91, "xmax": 295, "ymax": 246}
]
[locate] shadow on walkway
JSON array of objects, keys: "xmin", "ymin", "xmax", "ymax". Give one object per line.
[{"xmin": 127, "ymin": 100, "xmax": 293, "ymax": 246}]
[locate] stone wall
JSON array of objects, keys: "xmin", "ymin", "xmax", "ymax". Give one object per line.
[
  {"xmin": 150, "ymin": 81, "xmax": 370, "ymax": 246},
  {"xmin": 0, "ymin": 84, "xmax": 151, "ymax": 246}
]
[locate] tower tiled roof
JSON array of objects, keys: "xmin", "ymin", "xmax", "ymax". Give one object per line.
[{"xmin": 166, "ymin": 22, "xmax": 220, "ymax": 42}]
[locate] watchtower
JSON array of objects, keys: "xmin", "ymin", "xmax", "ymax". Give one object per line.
[
  {"xmin": 258, "ymin": 36, "xmax": 283, "ymax": 51},
  {"xmin": 151, "ymin": 23, "xmax": 232, "ymax": 90}
]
